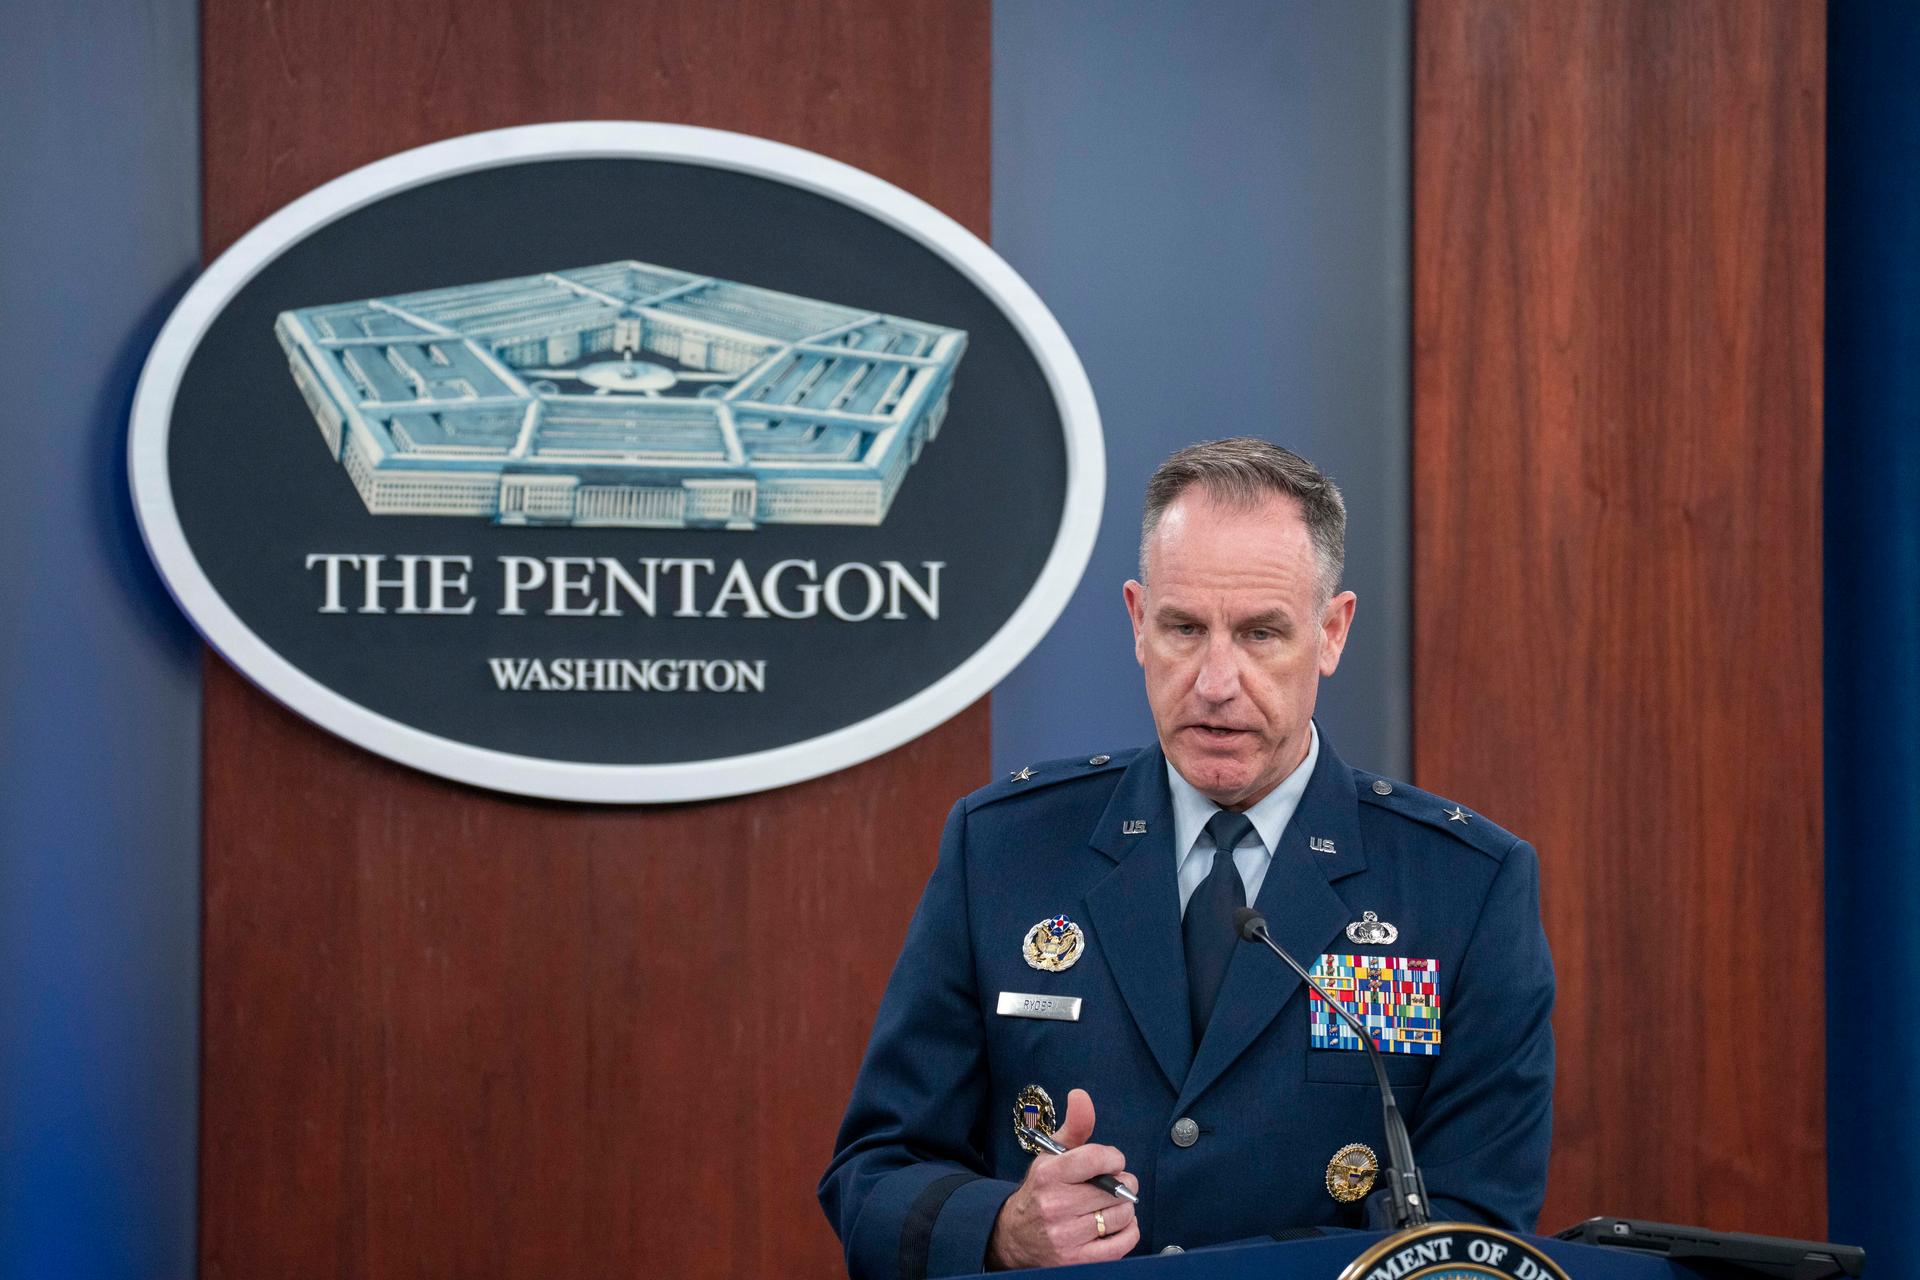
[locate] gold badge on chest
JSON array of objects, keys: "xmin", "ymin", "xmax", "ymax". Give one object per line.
[
  {"xmin": 1022, "ymin": 915, "xmax": 1086, "ymax": 972},
  {"xmin": 1325, "ymin": 1142, "xmax": 1379, "ymax": 1203},
  {"xmin": 1013, "ymin": 1083, "xmax": 1058, "ymax": 1154}
]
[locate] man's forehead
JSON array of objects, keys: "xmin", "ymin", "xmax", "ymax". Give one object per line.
[{"xmin": 1152, "ymin": 596, "xmax": 1300, "ymax": 629}]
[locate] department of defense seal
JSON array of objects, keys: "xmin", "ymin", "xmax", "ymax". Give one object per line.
[
  {"xmin": 1023, "ymin": 915, "xmax": 1086, "ymax": 972},
  {"xmin": 1338, "ymin": 1223, "xmax": 1573, "ymax": 1280},
  {"xmin": 1326, "ymin": 1142, "xmax": 1380, "ymax": 1203}
]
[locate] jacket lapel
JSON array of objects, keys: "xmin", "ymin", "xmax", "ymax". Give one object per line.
[
  {"xmin": 1175, "ymin": 734, "xmax": 1370, "ymax": 1113},
  {"xmin": 1082, "ymin": 748, "xmax": 1193, "ymax": 1093}
]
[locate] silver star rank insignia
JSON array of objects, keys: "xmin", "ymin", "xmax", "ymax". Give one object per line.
[
  {"xmin": 1445, "ymin": 804, "xmax": 1470, "ymax": 823},
  {"xmin": 1010, "ymin": 766, "xmax": 1036, "ymax": 782}
]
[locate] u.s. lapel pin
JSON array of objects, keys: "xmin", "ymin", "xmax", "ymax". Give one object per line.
[
  {"xmin": 1121, "ymin": 819, "xmax": 1147, "ymax": 836},
  {"xmin": 1309, "ymin": 836, "xmax": 1337, "ymax": 854},
  {"xmin": 1345, "ymin": 911, "xmax": 1399, "ymax": 945}
]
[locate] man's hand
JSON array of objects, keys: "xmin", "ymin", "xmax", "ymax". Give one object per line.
[{"xmin": 987, "ymin": 1089, "xmax": 1140, "ymax": 1269}]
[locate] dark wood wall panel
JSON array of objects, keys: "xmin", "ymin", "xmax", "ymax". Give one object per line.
[
  {"xmin": 199, "ymin": 4, "xmax": 990, "ymax": 1276},
  {"xmin": 1412, "ymin": 1, "xmax": 1824, "ymax": 1236},
  {"xmin": 202, "ymin": 0, "xmax": 990, "ymax": 255}
]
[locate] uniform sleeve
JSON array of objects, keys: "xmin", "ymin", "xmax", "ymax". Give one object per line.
[
  {"xmin": 1397, "ymin": 839, "xmax": 1556, "ymax": 1229},
  {"xmin": 818, "ymin": 801, "xmax": 1021, "ymax": 1279}
]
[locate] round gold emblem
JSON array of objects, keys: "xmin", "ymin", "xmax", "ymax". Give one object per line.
[
  {"xmin": 1336, "ymin": 1223, "xmax": 1574, "ymax": 1280},
  {"xmin": 1325, "ymin": 1142, "xmax": 1379, "ymax": 1203},
  {"xmin": 1022, "ymin": 915, "xmax": 1086, "ymax": 972},
  {"xmin": 1012, "ymin": 1084, "xmax": 1058, "ymax": 1153}
]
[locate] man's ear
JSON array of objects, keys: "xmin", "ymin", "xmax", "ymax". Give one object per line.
[
  {"xmin": 1123, "ymin": 579, "xmax": 1148, "ymax": 667},
  {"xmin": 1318, "ymin": 590, "xmax": 1357, "ymax": 677}
]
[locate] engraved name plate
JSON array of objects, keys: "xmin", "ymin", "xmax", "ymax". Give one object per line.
[{"xmin": 996, "ymin": 991, "xmax": 1083, "ymax": 1022}]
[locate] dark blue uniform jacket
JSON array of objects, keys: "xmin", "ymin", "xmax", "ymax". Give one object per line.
[{"xmin": 819, "ymin": 733, "xmax": 1554, "ymax": 1278}]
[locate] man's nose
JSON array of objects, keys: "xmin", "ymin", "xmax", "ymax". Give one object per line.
[{"xmin": 1193, "ymin": 634, "xmax": 1242, "ymax": 703}]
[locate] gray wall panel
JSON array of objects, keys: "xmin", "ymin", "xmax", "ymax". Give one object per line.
[
  {"xmin": 991, "ymin": 0, "xmax": 1410, "ymax": 777},
  {"xmin": 0, "ymin": 2, "xmax": 201, "ymax": 1276}
]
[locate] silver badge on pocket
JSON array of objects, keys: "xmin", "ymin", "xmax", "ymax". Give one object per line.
[{"xmin": 1344, "ymin": 911, "xmax": 1398, "ymax": 945}]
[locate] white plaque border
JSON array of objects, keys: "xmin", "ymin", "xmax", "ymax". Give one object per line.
[{"xmin": 129, "ymin": 122, "xmax": 1104, "ymax": 803}]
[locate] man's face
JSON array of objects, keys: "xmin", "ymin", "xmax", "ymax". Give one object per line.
[{"xmin": 1124, "ymin": 490, "xmax": 1356, "ymax": 810}]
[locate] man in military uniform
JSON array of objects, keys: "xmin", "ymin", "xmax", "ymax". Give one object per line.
[{"xmin": 820, "ymin": 439, "xmax": 1554, "ymax": 1277}]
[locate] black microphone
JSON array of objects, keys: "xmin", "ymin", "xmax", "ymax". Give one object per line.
[{"xmin": 1232, "ymin": 906, "xmax": 1430, "ymax": 1229}]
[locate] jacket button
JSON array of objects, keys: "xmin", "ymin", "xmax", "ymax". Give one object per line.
[
  {"xmin": 1372, "ymin": 779, "xmax": 1393, "ymax": 795},
  {"xmin": 1160, "ymin": 1245, "xmax": 1185, "ymax": 1255},
  {"xmin": 1170, "ymin": 1117, "xmax": 1199, "ymax": 1147},
  {"xmin": 1089, "ymin": 754, "xmax": 1111, "ymax": 766}
]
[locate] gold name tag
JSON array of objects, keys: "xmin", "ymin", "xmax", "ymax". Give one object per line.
[{"xmin": 995, "ymin": 991, "xmax": 1083, "ymax": 1022}]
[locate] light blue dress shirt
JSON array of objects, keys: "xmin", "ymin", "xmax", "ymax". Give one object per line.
[{"xmin": 1169, "ymin": 721, "xmax": 1321, "ymax": 916}]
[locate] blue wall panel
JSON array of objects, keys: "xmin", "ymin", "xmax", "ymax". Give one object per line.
[
  {"xmin": 989, "ymin": 0, "xmax": 1411, "ymax": 778},
  {"xmin": 0, "ymin": 2, "xmax": 201, "ymax": 1276},
  {"xmin": 1827, "ymin": 0, "xmax": 1920, "ymax": 1257}
]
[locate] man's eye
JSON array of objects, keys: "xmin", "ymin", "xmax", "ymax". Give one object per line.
[
  {"xmin": 1246, "ymin": 629, "xmax": 1274, "ymax": 642},
  {"xmin": 1172, "ymin": 623, "xmax": 1200, "ymax": 637}
]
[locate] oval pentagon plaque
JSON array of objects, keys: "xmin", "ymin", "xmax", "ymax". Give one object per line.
[{"xmin": 130, "ymin": 123, "xmax": 1103, "ymax": 802}]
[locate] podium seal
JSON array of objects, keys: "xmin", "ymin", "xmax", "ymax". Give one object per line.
[{"xmin": 1338, "ymin": 1223, "xmax": 1572, "ymax": 1280}]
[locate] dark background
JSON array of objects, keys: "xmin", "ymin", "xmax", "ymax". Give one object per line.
[{"xmin": 169, "ymin": 158, "xmax": 1066, "ymax": 763}]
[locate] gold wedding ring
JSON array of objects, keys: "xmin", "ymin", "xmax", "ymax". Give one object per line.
[{"xmin": 1095, "ymin": 1210, "xmax": 1108, "ymax": 1239}]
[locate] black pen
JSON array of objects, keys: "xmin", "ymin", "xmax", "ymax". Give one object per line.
[{"xmin": 1018, "ymin": 1126, "xmax": 1142, "ymax": 1205}]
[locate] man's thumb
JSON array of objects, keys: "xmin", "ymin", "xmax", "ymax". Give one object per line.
[{"xmin": 1057, "ymin": 1087, "xmax": 1096, "ymax": 1148}]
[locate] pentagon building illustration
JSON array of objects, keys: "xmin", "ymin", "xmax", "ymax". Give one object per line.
[{"xmin": 274, "ymin": 262, "xmax": 967, "ymax": 527}]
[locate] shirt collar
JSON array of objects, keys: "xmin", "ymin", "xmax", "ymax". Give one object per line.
[{"xmin": 1167, "ymin": 720, "xmax": 1321, "ymax": 861}]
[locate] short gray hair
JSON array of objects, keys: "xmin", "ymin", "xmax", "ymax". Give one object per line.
[{"xmin": 1139, "ymin": 437, "xmax": 1347, "ymax": 600}]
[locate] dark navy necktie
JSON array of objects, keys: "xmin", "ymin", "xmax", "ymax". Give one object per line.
[{"xmin": 1184, "ymin": 810, "xmax": 1257, "ymax": 1044}]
